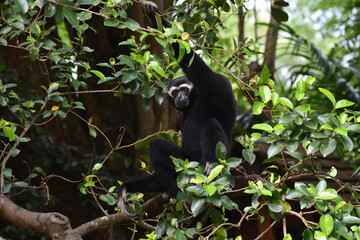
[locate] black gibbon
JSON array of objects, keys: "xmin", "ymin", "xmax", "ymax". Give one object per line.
[{"xmin": 117, "ymin": 0, "xmax": 237, "ymax": 214}]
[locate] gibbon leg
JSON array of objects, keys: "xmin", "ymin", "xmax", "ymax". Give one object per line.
[{"xmin": 149, "ymin": 138, "xmax": 188, "ymax": 197}]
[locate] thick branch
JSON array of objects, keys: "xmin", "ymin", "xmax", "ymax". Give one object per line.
[
  {"xmin": 74, "ymin": 212, "xmax": 135, "ymax": 236},
  {"xmin": 0, "ymin": 195, "xmax": 81, "ymax": 240}
]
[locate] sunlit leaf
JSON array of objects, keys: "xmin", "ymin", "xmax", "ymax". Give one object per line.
[
  {"xmin": 260, "ymin": 66, "xmax": 269, "ymax": 83},
  {"xmin": 203, "ymin": 184, "xmax": 216, "ymax": 196},
  {"xmin": 318, "ymin": 189, "xmax": 338, "ymax": 200},
  {"xmin": 242, "ymin": 149, "xmax": 256, "ymax": 165},
  {"xmin": 252, "ymin": 101, "xmax": 265, "ymax": 115},
  {"xmin": 279, "ymin": 97, "xmax": 293, "ymax": 109},
  {"xmin": 335, "ymin": 99, "xmax": 355, "ymax": 109},
  {"xmin": 14, "ymin": 0, "xmax": 29, "ymax": 13},
  {"xmin": 90, "ymin": 70, "xmax": 106, "ymax": 82},
  {"xmin": 252, "ymin": 123, "xmax": 273, "ymax": 133},
  {"xmin": 267, "ymin": 141, "xmax": 285, "ymax": 158},
  {"xmin": 319, "ymin": 214, "xmax": 334, "ymax": 236},
  {"xmin": 191, "ymin": 198, "xmax": 207, "ymax": 217},
  {"xmin": 215, "ymin": 142, "xmax": 227, "ymax": 160},
  {"xmin": 3, "ymin": 126, "xmax": 15, "ymax": 141},
  {"xmin": 259, "ymin": 85, "xmax": 271, "ymax": 103},
  {"xmin": 320, "ymin": 138, "xmax": 337, "ymax": 157},
  {"xmin": 93, "ymin": 163, "xmax": 103, "ymax": 171},
  {"xmin": 319, "ymin": 88, "xmax": 336, "ymax": 106},
  {"xmin": 207, "ymin": 165, "xmax": 224, "ymax": 183}
]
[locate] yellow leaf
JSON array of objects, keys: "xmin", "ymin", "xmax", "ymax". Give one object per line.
[{"xmin": 181, "ymin": 32, "xmax": 189, "ymax": 40}]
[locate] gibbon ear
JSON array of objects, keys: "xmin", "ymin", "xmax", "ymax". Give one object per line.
[{"xmin": 163, "ymin": 86, "xmax": 169, "ymax": 94}]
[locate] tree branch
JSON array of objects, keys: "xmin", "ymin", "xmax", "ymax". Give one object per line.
[{"xmin": 0, "ymin": 195, "xmax": 81, "ymax": 240}]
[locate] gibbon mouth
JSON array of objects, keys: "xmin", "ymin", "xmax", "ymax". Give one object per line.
[{"xmin": 175, "ymin": 99, "xmax": 189, "ymax": 108}]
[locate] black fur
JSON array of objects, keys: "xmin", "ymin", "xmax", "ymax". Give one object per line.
[{"xmin": 118, "ymin": 1, "xmax": 236, "ymax": 212}]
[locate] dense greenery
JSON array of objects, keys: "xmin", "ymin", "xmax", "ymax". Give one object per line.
[{"xmin": 1, "ymin": 0, "xmax": 360, "ymax": 239}]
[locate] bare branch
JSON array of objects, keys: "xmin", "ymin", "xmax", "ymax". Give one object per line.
[{"xmin": 0, "ymin": 195, "xmax": 81, "ymax": 240}]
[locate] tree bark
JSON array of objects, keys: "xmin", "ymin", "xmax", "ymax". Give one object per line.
[
  {"xmin": 0, "ymin": 194, "xmax": 162, "ymax": 239},
  {"xmin": 0, "ymin": 195, "xmax": 81, "ymax": 240},
  {"xmin": 263, "ymin": 0, "xmax": 283, "ymax": 74}
]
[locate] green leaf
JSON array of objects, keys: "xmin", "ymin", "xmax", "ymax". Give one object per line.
[
  {"xmin": 63, "ymin": 7, "xmax": 79, "ymax": 26},
  {"xmin": 305, "ymin": 76, "xmax": 315, "ymax": 88},
  {"xmin": 262, "ymin": 156, "xmax": 280, "ymax": 164},
  {"xmin": 125, "ymin": 18, "xmax": 140, "ymax": 31},
  {"xmin": 3, "ymin": 126, "xmax": 15, "ymax": 141},
  {"xmin": 259, "ymin": 85, "xmax": 271, "ymax": 103},
  {"xmin": 335, "ymin": 127, "xmax": 348, "ymax": 136},
  {"xmin": 286, "ymin": 190, "xmax": 303, "ymax": 199},
  {"xmin": 77, "ymin": 11, "xmax": 92, "ymax": 21},
  {"xmin": 342, "ymin": 216, "xmax": 360, "ymax": 224},
  {"xmin": 302, "ymin": 229, "xmax": 313, "ymax": 240},
  {"xmin": 207, "ymin": 165, "xmax": 224, "ymax": 183},
  {"xmin": 221, "ymin": 195, "xmax": 237, "ymax": 210},
  {"xmin": 318, "ymin": 189, "xmax": 338, "ymax": 200},
  {"xmin": 296, "ymin": 80, "xmax": 306, "ymax": 101},
  {"xmin": 279, "ymin": 97, "xmax": 293, "ymax": 109},
  {"xmin": 320, "ymin": 138, "xmax": 337, "ymax": 157},
  {"xmin": 185, "ymin": 228, "xmax": 198, "ymax": 238},
  {"xmin": 252, "ymin": 123, "xmax": 273, "ymax": 133},
  {"xmin": 84, "ymin": 181, "xmax": 95, "ymax": 187},
  {"xmin": 215, "ymin": 227, "xmax": 227, "ymax": 239},
  {"xmin": 14, "ymin": 0, "xmax": 29, "ymax": 13},
  {"xmin": 203, "ymin": 184, "xmax": 216, "ymax": 196},
  {"xmin": 335, "ymin": 99, "xmax": 355, "ymax": 109},
  {"xmin": 99, "ymin": 193, "xmax": 117, "ymax": 206},
  {"xmin": 251, "ymin": 132, "xmax": 262, "ymax": 141},
  {"xmin": 314, "ymin": 231, "xmax": 326, "ymax": 240},
  {"xmin": 307, "ymin": 141, "xmax": 320, "ymax": 155},
  {"xmin": 252, "ymin": 101, "xmax": 265, "ymax": 115},
  {"xmin": 260, "ymin": 66, "xmax": 269, "ymax": 83},
  {"xmin": 1, "ymin": 168, "xmax": 13, "ymax": 179},
  {"xmin": 215, "ymin": 142, "xmax": 227, "ymax": 160},
  {"xmin": 267, "ymin": 141, "xmax": 285, "ymax": 158},
  {"xmin": 149, "ymin": 61, "xmax": 166, "ymax": 77},
  {"xmin": 286, "ymin": 141, "xmax": 298, "ymax": 152},
  {"xmin": 347, "ymin": 124, "xmax": 360, "ymax": 132},
  {"xmin": 320, "ymin": 124, "xmax": 334, "ymax": 131},
  {"xmin": 191, "ymin": 198, "xmax": 207, "ymax": 217},
  {"xmin": 209, "ymin": 193, "xmax": 222, "ymax": 207},
  {"xmin": 297, "ymin": 104, "xmax": 311, "ymax": 112},
  {"xmin": 180, "ymin": 40, "xmax": 191, "ymax": 54},
  {"xmin": 93, "ymin": 163, "xmax": 103, "ymax": 171},
  {"xmin": 316, "ymin": 180, "xmax": 327, "ymax": 195},
  {"xmin": 319, "ymin": 214, "xmax": 333, "ymax": 236},
  {"xmin": 242, "ymin": 149, "xmax": 256, "ymax": 165},
  {"xmin": 174, "ymin": 229, "xmax": 187, "ymax": 240},
  {"xmin": 306, "ymin": 184, "xmax": 317, "ymax": 196},
  {"xmin": 340, "ymin": 135, "xmax": 353, "ymax": 151},
  {"xmin": 14, "ymin": 181, "xmax": 28, "ymax": 187},
  {"xmin": 89, "ymin": 126, "xmax": 97, "ymax": 138},
  {"xmin": 90, "ymin": 70, "xmax": 106, "ymax": 82},
  {"xmin": 319, "ymin": 88, "xmax": 336, "ymax": 106},
  {"xmin": 241, "ymin": 62, "xmax": 249, "ymax": 72},
  {"xmin": 283, "ymin": 233, "xmax": 292, "ymax": 240},
  {"xmin": 272, "ymin": 92, "xmax": 279, "ymax": 105},
  {"xmin": 104, "ymin": 18, "xmax": 120, "ymax": 27},
  {"xmin": 226, "ymin": 157, "xmax": 242, "ymax": 168},
  {"xmin": 10, "ymin": 147, "xmax": 20, "ymax": 157}
]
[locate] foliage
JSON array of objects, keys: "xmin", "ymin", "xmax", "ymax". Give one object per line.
[
  {"xmin": 137, "ymin": 76, "xmax": 360, "ymax": 239},
  {"xmin": 1, "ymin": 0, "xmax": 360, "ymax": 239},
  {"xmin": 242, "ymin": 72, "xmax": 360, "ymax": 239}
]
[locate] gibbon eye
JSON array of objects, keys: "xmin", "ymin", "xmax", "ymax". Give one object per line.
[
  {"xmin": 169, "ymin": 89, "xmax": 179, "ymax": 98},
  {"xmin": 180, "ymin": 87, "xmax": 190, "ymax": 95}
]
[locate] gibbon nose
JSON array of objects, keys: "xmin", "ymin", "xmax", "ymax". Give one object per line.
[
  {"xmin": 176, "ymin": 93, "xmax": 189, "ymax": 108},
  {"xmin": 178, "ymin": 93, "xmax": 187, "ymax": 101}
]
